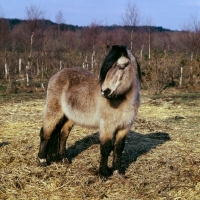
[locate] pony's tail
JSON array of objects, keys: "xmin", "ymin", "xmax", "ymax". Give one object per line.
[{"xmin": 46, "ymin": 120, "xmax": 65, "ymax": 165}]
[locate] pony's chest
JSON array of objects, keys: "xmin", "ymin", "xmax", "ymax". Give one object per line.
[
  {"xmin": 100, "ymin": 103, "xmax": 136, "ymax": 127},
  {"xmin": 116, "ymin": 106, "xmax": 135, "ymax": 123}
]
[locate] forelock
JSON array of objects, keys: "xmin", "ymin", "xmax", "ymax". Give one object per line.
[{"xmin": 99, "ymin": 45, "xmax": 128, "ymax": 83}]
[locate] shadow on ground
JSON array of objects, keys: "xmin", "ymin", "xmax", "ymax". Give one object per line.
[
  {"xmin": 66, "ymin": 131, "xmax": 170, "ymax": 173},
  {"xmin": 122, "ymin": 131, "xmax": 170, "ymax": 173},
  {"xmin": 0, "ymin": 142, "xmax": 9, "ymax": 147},
  {"xmin": 66, "ymin": 132, "xmax": 99, "ymax": 163}
]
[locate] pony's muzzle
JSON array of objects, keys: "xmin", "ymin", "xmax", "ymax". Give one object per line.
[
  {"xmin": 101, "ymin": 88, "xmax": 117, "ymax": 99},
  {"xmin": 101, "ymin": 88, "xmax": 111, "ymax": 98}
]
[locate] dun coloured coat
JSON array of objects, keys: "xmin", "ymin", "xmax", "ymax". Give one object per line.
[{"xmin": 38, "ymin": 45, "xmax": 141, "ymax": 178}]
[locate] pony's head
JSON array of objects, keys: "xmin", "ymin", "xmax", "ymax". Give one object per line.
[{"xmin": 100, "ymin": 45, "xmax": 139, "ymax": 99}]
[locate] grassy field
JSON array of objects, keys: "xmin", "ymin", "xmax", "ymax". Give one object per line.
[{"xmin": 0, "ymin": 91, "xmax": 200, "ymax": 199}]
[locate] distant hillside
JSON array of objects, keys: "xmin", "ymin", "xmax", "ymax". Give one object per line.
[{"xmin": 4, "ymin": 18, "xmax": 173, "ymax": 32}]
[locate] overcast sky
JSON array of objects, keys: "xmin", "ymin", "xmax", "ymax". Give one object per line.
[{"xmin": 0, "ymin": 0, "xmax": 199, "ymax": 30}]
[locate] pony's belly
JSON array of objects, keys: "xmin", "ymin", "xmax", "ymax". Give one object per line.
[
  {"xmin": 64, "ymin": 109, "xmax": 99, "ymax": 129},
  {"xmin": 61, "ymin": 92, "xmax": 99, "ymax": 128},
  {"xmin": 71, "ymin": 115, "xmax": 99, "ymax": 129}
]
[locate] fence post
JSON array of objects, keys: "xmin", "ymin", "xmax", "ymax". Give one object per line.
[
  {"xmin": 26, "ymin": 66, "xmax": 29, "ymax": 86},
  {"xmin": 91, "ymin": 50, "xmax": 95, "ymax": 73},
  {"xmin": 19, "ymin": 58, "xmax": 21, "ymax": 76},
  {"xmin": 60, "ymin": 60, "xmax": 62, "ymax": 70},
  {"xmin": 179, "ymin": 66, "xmax": 183, "ymax": 87},
  {"xmin": 5, "ymin": 63, "xmax": 8, "ymax": 80}
]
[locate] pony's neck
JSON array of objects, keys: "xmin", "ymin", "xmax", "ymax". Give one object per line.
[{"xmin": 107, "ymin": 94, "xmax": 126, "ymax": 109}]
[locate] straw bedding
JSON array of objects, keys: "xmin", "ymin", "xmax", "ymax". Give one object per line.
[{"xmin": 0, "ymin": 92, "xmax": 199, "ymax": 199}]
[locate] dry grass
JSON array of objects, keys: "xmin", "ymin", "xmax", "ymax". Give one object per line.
[{"xmin": 0, "ymin": 92, "xmax": 200, "ymax": 199}]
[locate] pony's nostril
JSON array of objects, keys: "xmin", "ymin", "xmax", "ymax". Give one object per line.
[{"xmin": 102, "ymin": 88, "xmax": 111, "ymax": 97}]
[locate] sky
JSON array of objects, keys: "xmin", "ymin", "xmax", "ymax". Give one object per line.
[{"xmin": 0, "ymin": 0, "xmax": 199, "ymax": 31}]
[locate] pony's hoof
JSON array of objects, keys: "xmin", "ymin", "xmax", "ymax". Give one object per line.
[
  {"xmin": 113, "ymin": 170, "xmax": 124, "ymax": 178},
  {"xmin": 112, "ymin": 170, "xmax": 129, "ymax": 185},
  {"xmin": 99, "ymin": 167, "xmax": 112, "ymax": 180},
  {"xmin": 61, "ymin": 158, "xmax": 69, "ymax": 165},
  {"xmin": 113, "ymin": 170, "xmax": 120, "ymax": 176},
  {"xmin": 37, "ymin": 158, "xmax": 47, "ymax": 167}
]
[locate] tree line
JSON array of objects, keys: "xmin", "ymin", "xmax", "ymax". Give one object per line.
[{"xmin": 0, "ymin": 6, "xmax": 199, "ymax": 94}]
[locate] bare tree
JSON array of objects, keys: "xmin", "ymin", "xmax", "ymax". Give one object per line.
[
  {"xmin": 55, "ymin": 10, "xmax": 65, "ymax": 70},
  {"xmin": 26, "ymin": 5, "xmax": 45, "ymax": 35},
  {"xmin": 26, "ymin": 5, "xmax": 45, "ymax": 37},
  {"xmin": 122, "ymin": 2, "xmax": 140, "ymax": 50},
  {"xmin": 26, "ymin": 5, "xmax": 44, "ymax": 19},
  {"xmin": 82, "ymin": 21, "xmax": 100, "ymax": 72},
  {"xmin": 0, "ymin": 7, "xmax": 10, "ymax": 81},
  {"xmin": 182, "ymin": 15, "xmax": 200, "ymax": 85},
  {"xmin": 182, "ymin": 15, "xmax": 200, "ymax": 54},
  {"xmin": 146, "ymin": 18, "xmax": 153, "ymax": 64},
  {"xmin": 25, "ymin": 5, "xmax": 45, "ymax": 67},
  {"xmin": 56, "ymin": 10, "xmax": 65, "ymax": 36}
]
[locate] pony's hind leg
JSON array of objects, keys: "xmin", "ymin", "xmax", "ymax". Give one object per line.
[
  {"xmin": 59, "ymin": 119, "xmax": 74, "ymax": 164},
  {"xmin": 112, "ymin": 129, "xmax": 129, "ymax": 175},
  {"xmin": 38, "ymin": 113, "xmax": 64, "ymax": 166}
]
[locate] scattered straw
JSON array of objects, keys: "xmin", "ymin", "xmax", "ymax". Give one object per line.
[{"xmin": 0, "ymin": 92, "xmax": 199, "ymax": 199}]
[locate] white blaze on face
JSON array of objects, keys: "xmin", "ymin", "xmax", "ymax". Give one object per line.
[
  {"xmin": 112, "ymin": 79, "xmax": 121, "ymax": 93},
  {"xmin": 109, "ymin": 56, "xmax": 129, "ymax": 95},
  {"xmin": 102, "ymin": 55, "xmax": 130, "ymax": 97},
  {"xmin": 117, "ymin": 56, "xmax": 129, "ymax": 66}
]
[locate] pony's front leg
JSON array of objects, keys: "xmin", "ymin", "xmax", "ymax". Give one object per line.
[
  {"xmin": 113, "ymin": 129, "xmax": 129, "ymax": 174},
  {"xmin": 99, "ymin": 133, "xmax": 113, "ymax": 178},
  {"xmin": 38, "ymin": 127, "xmax": 49, "ymax": 166}
]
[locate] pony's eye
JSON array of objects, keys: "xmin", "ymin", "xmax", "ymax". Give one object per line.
[
  {"xmin": 119, "ymin": 65, "xmax": 125, "ymax": 70},
  {"xmin": 119, "ymin": 63, "xmax": 128, "ymax": 70}
]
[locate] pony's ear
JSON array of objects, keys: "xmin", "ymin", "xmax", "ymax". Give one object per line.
[
  {"xmin": 111, "ymin": 45, "xmax": 127, "ymax": 50},
  {"xmin": 105, "ymin": 45, "xmax": 127, "ymax": 54},
  {"xmin": 104, "ymin": 45, "xmax": 112, "ymax": 55},
  {"xmin": 106, "ymin": 45, "xmax": 112, "ymax": 50}
]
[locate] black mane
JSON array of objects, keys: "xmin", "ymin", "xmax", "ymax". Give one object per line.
[{"xmin": 100, "ymin": 45, "xmax": 128, "ymax": 83}]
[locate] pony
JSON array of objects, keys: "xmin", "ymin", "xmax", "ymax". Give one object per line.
[{"xmin": 38, "ymin": 45, "xmax": 141, "ymax": 178}]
